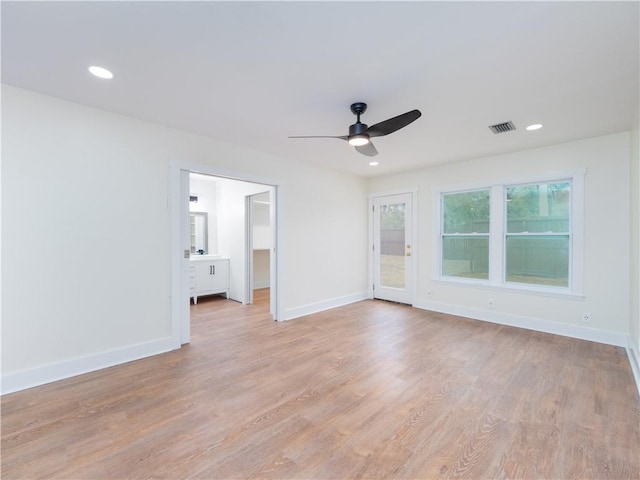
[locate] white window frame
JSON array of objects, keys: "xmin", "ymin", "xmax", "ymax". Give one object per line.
[
  {"xmin": 433, "ymin": 169, "xmax": 585, "ymax": 299},
  {"xmin": 440, "ymin": 188, "xmax": 491, "ymax": 285}
]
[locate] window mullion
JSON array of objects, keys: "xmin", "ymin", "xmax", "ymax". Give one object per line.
[{"xmin": 489, "ymin": 185, "xmax": 503, "ymax": 286}]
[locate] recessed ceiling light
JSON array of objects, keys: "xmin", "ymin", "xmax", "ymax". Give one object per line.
[
  {"xmin": 368, "ymin": 161, "xmax": 379, "ymax": 166},
  {"xmin": 526, "ymin": 124, "xmax": 543, "ymax": 131},
  {"xmin": 88, "ymin": 66, "xmax": 114, "ymax": 79}
]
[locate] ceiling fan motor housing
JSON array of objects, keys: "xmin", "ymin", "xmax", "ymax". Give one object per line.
[{"xmin": 349, "ymin": 122, "xmax": 368, "ymax": 136}]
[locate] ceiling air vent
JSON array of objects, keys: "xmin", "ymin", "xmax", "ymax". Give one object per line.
[{"xmin": 489, "ymin": 121, "xmax": 516, "ymax": 134}]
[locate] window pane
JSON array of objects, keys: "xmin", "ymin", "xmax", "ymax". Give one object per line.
[
  {"xmin": 507, "ymin": 182, "xmax": 570, "ymax": 233},
  {"xmin": 505, "ymin": 236, "xmax": 569, "ymax": 287},
  {"xmin": 380, "ymin": 203, "xmax": 405, "ymax": 254},
  {"xmin": 442, "ymin": 236, "xmax": 489, "ymax": 279},
  {"xmin": 380, "ymin": 203, "xmax": 405, "ymax": 288},
  {"xmin": 379, "ymin": 254, "xmax": 405, "ymax": 288},
  {"xmin": 443, "ymin": 190, "xmax": 490, "ymax": 234}
]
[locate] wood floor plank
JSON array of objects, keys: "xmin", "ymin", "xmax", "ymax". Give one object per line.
[{"xmin": 2, "ymin": 289, "xmax": 639, "ymax": 479}]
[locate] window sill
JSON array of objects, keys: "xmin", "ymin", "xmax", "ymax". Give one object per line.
[{"xmin": 432, "ymin": 277, "xmax": 585, "ymax": 300}]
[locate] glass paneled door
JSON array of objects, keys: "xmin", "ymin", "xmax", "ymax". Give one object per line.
[{"xmin": 372, "ymin": 193, "xmax": 413, "ymax": 304}]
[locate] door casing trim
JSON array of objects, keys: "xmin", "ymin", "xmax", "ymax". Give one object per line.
[{"xmin": 169, "ymin": 160, "xmax": 282, "ymax": 348}]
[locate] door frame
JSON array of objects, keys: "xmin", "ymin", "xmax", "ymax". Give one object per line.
[
  {"xmin": 368, "ymin": 188, "xmax": 418, "ymax": 305},
  {"xmin": 244, "ymin": 191, "xmax": 273, "ymax": 305},
  {"xmin": 169, "ymin": 160, "xmax": 282, "ymax": 348},
  {"xmin": 245, "ymin": 194, "xmax": 255, "ymax": 306}
]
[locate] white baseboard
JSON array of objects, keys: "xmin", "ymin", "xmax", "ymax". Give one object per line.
[
  {"xmin": 414, "ymin": 299, "xmax": 628, "ymax": 347},
  {"xmin": 283, "ymin": 292, "xmax": 368, "ymax": 321},
  {"xmin": 1, "ymin": 336, "xmax": 176, "ymax": 395},
  {"xmin": 5, "ymin": 299, "xmax": 635, "ymax": 397},
  {"xmin": 253, "ymin": 281, "xmax": 270, "ymax": 289},
  {"xmin": 627, "ymin": 340, "xmax": 640, "ymax": 397}
]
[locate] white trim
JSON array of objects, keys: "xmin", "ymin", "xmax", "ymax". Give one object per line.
[
  {"xmin": 411, "ymin": 189, "xmax": 418, "ymax": 305},
  {"xmin": 369, "ymin": 187, "xmax": 420, "ymax": 198},
  {"xmin": 432, "ymin": 168, "xmax": 588, "ymax": 195},
  {"xmin": 283, "ymin": 292, "xmax": 368, "ymax": 321},
  {"xmin": 431, "ymin": 277, "xmax": 585, "ymax": 300},
  {"xmin": 414, "ymin": 299, "xmax": 627, "ymax": 347},
  {"xmin": 270, "ymin": 187, "xmax": 280, "ymax": 319},
  {"xmin": 1, "ymin": 337, "xmax": 174, "ymax": 395},
  {"xmin": 368, "ymin": 196, "xmax": 374, "ymax": 299},
  {"xmin": 245, "ymin": 194, "xmax": 254, "ymax": 305},
  {"xmin": 174, "ymin": 160, "xmax": 281, "ymax": 187},
  {"xmin": 627, "ymin": 339, "xmax": 640, "ymax": 397},
  {"xmin": 169, "ymin": 163, "xmax": 183, "ymax": 348}
]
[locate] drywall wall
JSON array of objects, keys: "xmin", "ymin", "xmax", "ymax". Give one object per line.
[
  {"xmin": 1, "ymin": 85, "xmax": 368, "ymax": 392},
  {"xmin": 631, "ymin": 121, "xmax": 639, "ymax": 351},
  {"xmin": 253, "ymin": 250, "xmax": 270, "ymax": 289},
  {"xmin": 2, "ymin": 87, "xmax": 173, "ymax": 379},
  {"xmin": 252, "ymin": 195, "xmax": 271, "ymax": 250},
  {"xmin": 368, "ymin": 132, "xmax": 631, "ymax": 342},
  {"xmin": 252, "ymin": 193, "xmax": 271, "ymax": 289},
  {"xmin": 215, "ymin": 177, "xmax": 271, "ymax": 302}
]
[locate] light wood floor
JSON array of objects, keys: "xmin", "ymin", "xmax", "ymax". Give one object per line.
[{"xmin": 2, "ymin": 289, "xmax": 640, "ymax": 479}]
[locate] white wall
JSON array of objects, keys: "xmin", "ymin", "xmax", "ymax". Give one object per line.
[
  {"xmin": 2, "ymin": 86, "xmax": 173, "ymax": 380},
  {"xmin": 252, "ymin": 195, "xmax": 271, "ymax": 250},
  {"xmin": 630, "ymin": 118, "xmax": 640, "ymax": 353},
  {"xmin": 253, "ymin": 250, "xmax": 270, "ymax": 289},
  {"xmin": 1, "ymin": 85, "xmax": 369, "ymax": 393},
  {"xmin": 252, "ymin": 193, "xmax": 271, "ymax": 289},
  {"xmin": 368, "ymin": 133, "xmax": 631, "ymax": 344},
  {"xmin": 215, "ymin": 177, "xmax": 271, "ymax": 302}
]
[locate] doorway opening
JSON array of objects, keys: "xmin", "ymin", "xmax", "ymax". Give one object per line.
[
  {"xmin": 171, "ymin": 164, "xmax": 278, "ymax": 347},
  {"xmin": 245, "ymin": 191, "xmax": 272, "ymax": 305}
]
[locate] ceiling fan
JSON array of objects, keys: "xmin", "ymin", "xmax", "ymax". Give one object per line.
[{"xmin": 288, "ymin": 102, "xmax": 421, "ymax": 157}]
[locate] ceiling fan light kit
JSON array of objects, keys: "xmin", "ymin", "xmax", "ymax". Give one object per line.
[
  {"xmin": 348, "ymin": 135, "xmax": 370, "ymax": 146},
  {"xmin": 289, "ymin": 102, "xmax": 421, "ymax": 157}
]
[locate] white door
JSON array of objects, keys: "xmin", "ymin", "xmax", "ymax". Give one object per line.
[{"xmin": 372, "ymin": 193, "xmax": 414, "ymax": 304}]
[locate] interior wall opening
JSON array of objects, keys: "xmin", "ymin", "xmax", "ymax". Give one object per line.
[{"xmin": 186, "ymin": 172, "xmax": 276, "ymax": 339}]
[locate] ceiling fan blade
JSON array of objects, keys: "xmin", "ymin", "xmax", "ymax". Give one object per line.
[
  {"xmin": 367, "ymin": 109, "xmax": 421, "ymax": 138},
  {"xmin": 355, "ymin": 141, "xmax": 378, "ymax": 157},
  {"xmin": 288, "ymin": 135, "xmax": 348, "ymax": 140}
]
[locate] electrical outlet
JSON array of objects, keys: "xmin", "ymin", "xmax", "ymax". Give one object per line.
[
  {"xmin": 582, "ymin": 312, "xmax": 591, "ymax": 323},
  {"xmin": 488, "ymin": 299, "xmax": 494, "ymax": 308}
]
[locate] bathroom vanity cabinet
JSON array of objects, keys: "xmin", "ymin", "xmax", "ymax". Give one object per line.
[{"xmin": 190, "ymin": 256, "xmax": 229, "ymax": 304}]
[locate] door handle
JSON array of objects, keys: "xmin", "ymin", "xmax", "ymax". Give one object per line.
[{"xmin": 212, "ymin": 265, "xmax": 215, "ymax": 275}]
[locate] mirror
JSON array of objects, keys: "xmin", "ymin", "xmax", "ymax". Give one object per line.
[{"xmin": 190, "ymin": 212, "xmax": 208, "ymax": 254}]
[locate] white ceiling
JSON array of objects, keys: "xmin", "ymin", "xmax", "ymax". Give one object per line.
[{"xmin": 2, "ymin": 1, "xmax": 638, "ymax": 178}]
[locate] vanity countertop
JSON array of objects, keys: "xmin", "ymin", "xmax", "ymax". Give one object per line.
[{"xmin": 190, "ymin": 254, "xmax": 229, "ymax": 261}]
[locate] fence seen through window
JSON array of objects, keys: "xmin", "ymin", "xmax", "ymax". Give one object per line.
[
  {"xmin": 440, "ymin": 180, "xmax": 572, "ymax": 288},
  {"xmin": 379, "ymin": 203, "xmax": 405, "ymax": 289}
]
